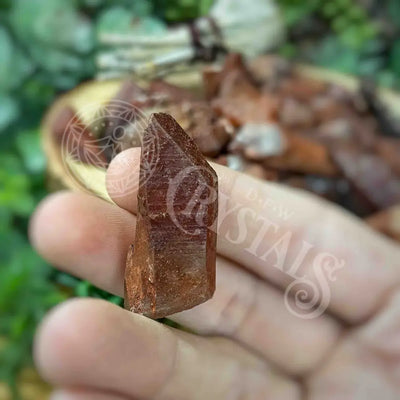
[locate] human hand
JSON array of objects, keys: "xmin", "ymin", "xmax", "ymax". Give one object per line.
[{"xmin": 30, "ymin": 148, "xmax": 400, "ymax": 400}]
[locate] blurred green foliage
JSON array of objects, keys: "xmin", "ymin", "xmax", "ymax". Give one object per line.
[
  {"xmin": 152, "ymin": 0, "xmax": 214, "ymax": 22},
  {"xmin": 0, "ymin": 1, "xmax": 212, "ymax": 396},
  {"xmin": 0, "ymin": 129, "xmax": 67, "ymax": 397},
  {"xmin": 277, "ymin": 0, "xmax": 400, "ymax": 87},
  {"xmin": 1, "ymin": 0, "xmax": 400, "ymax": 397}
]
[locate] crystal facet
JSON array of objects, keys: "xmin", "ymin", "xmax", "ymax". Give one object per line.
[{"xmin": 124, "ymin": 113, "xmax": 218, "ymax": 318}]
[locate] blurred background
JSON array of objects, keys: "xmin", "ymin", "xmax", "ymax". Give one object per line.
[{"xmin": 1, "ymin": 0, "xmax": 400, "ymax": 398}]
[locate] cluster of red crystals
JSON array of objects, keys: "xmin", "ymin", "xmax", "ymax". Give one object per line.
[
  {"xmin": 206, "ymin": 54, "xmax": 400, "ymax": 219},
  {"xmin": 376, "ymin": 137, "xmax": 400, "ymax": 176},
  {"xmin": 165, "ymin": 101, "xmax": 232, "ymax": 157},
  {"xmin": 211, "ymin": 55, "xmax": 279, "ymax": 126},
  {"xmin": 331, "ymin": 146, "xmax": 400, "ymax": 210},
  {"xmin": 263, "ymin": 133, "xmax": 338, "ymax": 176},
  {"xmin": 124, "ymin": 113, "xmax": 218, "ymax": 318},
  {"xmin": 148, "ymin": 79, "xmax": 198, "ymax": 103},
  {"xmin": 147, "ymin": 77, "xmax": 232, "ymax": 157},
  {"xmin": 52, "ymin": 53, "xmax": 400, "ymax": 244}
]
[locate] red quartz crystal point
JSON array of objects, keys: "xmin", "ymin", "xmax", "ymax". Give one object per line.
[{"xmin": 124, "ymin": 113, "xmax": 218, "ymax": 318}]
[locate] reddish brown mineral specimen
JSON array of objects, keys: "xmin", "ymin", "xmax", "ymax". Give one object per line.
[
  {"xmin": 331, "ymin": 146, "xmax": 400, "ymax": 210},
  {"xmin": 279, "ymin": 76, "xmax": 327, "ymax": 101},
  {"xmin": 376, "ymin": 138, "xmax": 400, "ymax": 176},
  {"xmin": 124, "ymin": 113, "xmax": 218, "ymax": 318},
  {"xmin": 165, "ymin": 101, "xmax": 232, "ymax": 157},
  {"xmin": 203, "ymin": 65, "xmax": 223, "ymax": 99},
  {"xmin": 211, "ymin": 54, "xmax": 278, "ymax": 126},
  {"xmin": 149, "ymin": 79, "xmax": 198, "ymax": 103},
  {"xmin": 264, "ymin": 133, "xmax": 338, "ymax": 176}
]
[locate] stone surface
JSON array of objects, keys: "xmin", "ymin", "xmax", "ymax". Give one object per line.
[
  {"xmin": 248, "ymin": 55, "xmax": 291, "ymax": 87},
  {"xmin": 280, "ymin": 76, "xmax": 327, "ymax": 101},
  {"xmin": 166, "ymin": 101, "xmax": 231, "ymax": 157},
  {"xmin": 211, "ymin": 54, "xmax": 278, "ymax": 126},
  {"xmin": 225, "ymin": 154, "xmax": 278, "ymax": 181},
  {"xmin": 263, "ymin": 133, "xmax": 338, "ymax": 176},
  {"xmin": 212, "ymin": 85, "xmax": 277, "ymax": 126},
  {"xmin": 311, "ymin": 95, "xmax": 345, "ymax": 122},
  {"xmin": 149, "ymin": 79, "xmax": 198, "ymax": 103},
  {"xmin": 229, "ymin": 122, "xmax": 287, "ymax": 160},
  {"xmin": 124, "ymin": 113, "xmax": 218, "ymax": 318},
  {"xmin": 279, "ymin": 98, "xmax": 314, "ymax": 128},
  {"xmin": 50, "ymin": 54, "xmax": 400, "ymax": 245},
  {"xmin": 203, "ymin": 65, "xmax": 223, "ymax": 99},
  {"xmin": 331, "ymin": 146, "xmax": 400, "ymax": 210},
  {"xmin": 376, "ymin": 137, "xmax": 400, "ymax": 176}
]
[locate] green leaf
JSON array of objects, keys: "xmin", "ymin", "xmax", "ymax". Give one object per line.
[
  {"xmin": 0, "ymin": 240, "xmax": 65, "ymax": 387},
  {"xmin": 0, "ymin": 0, "xmax": 11, "ymax": 10},
  {"xmin": 378, "ymin": 70, "xmax": 397, "ymax": 88},
  {"xmin": 76, "ymin": 280, "xmax": 91, "ymax": 297},
  {"xmin": 15, "ymin": 130, "xmax": 46, "ymax": 174},
  {"xmin": 200, "ymin": 0, "xmax": 214, "ymax": 16},
  {"xmin": 321, "ymin": 2, "xmax": 339, "ymax": 18},
  {"xmin": 0, "ymin": 26, "xmax": 33, "ymax": 92},
  {"xmin": 390, "ymin": 40, "xmax": 400, "ymax": 77},
  {"xmin": 153, "ymin": 0, "xmax": 213, "ymax": 22},
  {"xmin": 96, "ymin": 6, "xmax": 166, "ymax": 36},
  {"xmin": 0, "ymin": 95, "xmax": 19, "ymax": 133},
  {"xmin": 388, "ymin": 0, "xmax": 400, "ymax": 28},
  {"xmin": 0, "ymin": 207, "xmax": 11, "ymax": 232},
  {"xmin": 279, "ymin": 43, "xmax": 297, "ymax": 58},
  {"xmin": 278, "ymin": 0, "xmax": 318, "ymax": 26},
  {"xmin": 332, "ymin": 16, "xmax": 349, "ymax": 33},
  {"xmin": 9, "ymin": 0, "xmax": 95, "ymax": 87},
  {"xmin": 0, "ymin": 153, "xmax": 35, "ymax": 216}
]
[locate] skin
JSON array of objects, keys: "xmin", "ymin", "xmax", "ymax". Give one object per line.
[{"xmin": 30, "ymin": 148, "xmax": 400, "ymax": 400}]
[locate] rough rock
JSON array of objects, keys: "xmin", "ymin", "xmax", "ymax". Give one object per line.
[{"xmin": 124, "ymin": 113, "xmax": 218, "ymax": 318}]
